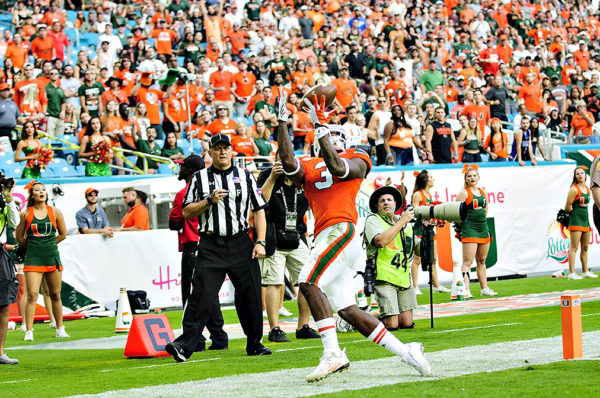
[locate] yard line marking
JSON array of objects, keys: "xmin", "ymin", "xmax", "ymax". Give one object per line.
[
  {"xmin": 429, "ymin": 322, "xmax": 521, "ymax": 334},
  {"xmin": 73, "ymin": 331, "xmax": 600, "ymax": 398},
  {"xmin": 449, "ymin": 318, "xmax": 499, "ymax": 325},
  {"xmin": 99, "ymin": 358, "xmax": 219, "ymax": 372},
  {"xmin": 276, "ymin": 340, "xmax": 368, "ymax": 352},
  {"xmin": 0, "ymin": 379, "xmax": 36, "ymax": 384},
  {"xmin": 582, "ymin": 312, "xmax": 600, "ymax": 317}
]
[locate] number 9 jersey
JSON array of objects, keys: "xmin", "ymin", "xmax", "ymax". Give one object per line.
[{"xmin": 300, "ymin": 148, "xmax": 372, "ymax": 236}]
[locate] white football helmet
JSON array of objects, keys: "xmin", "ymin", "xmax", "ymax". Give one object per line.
[{"xmin": 313, "ymin": 124, "xmax": 348, "ymax": 157}]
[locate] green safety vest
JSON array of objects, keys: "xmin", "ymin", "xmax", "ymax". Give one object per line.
[{"xmin": 372, "ymin": 214, "xmax": 414, "ymax": 289}]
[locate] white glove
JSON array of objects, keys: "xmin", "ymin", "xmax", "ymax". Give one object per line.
[
  {"xmin": 314, "ymin": 126, "xmax": 329, "ymax": 141},
  {"xmin": 303, "ymin": 98, "xmax": 320, "ymax": 125},
  {"xmin": 277, "ymin": 88, "xmax": 289, "ymax": 122}
]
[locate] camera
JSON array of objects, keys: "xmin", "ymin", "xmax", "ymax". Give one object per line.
[
  {"xmin": 412, "ymin": 202, "xmax": 467, "ymax": 223},
  {"xmin": 0, "ymin": 172, "xmax": 15, "ymax": 209},
  {"xmin": 180, "ymin": 73, "xmax": 197, "ymax": 83},
  {"xmin": 361, "ymin": 258, "xmax": 376, "ymax": 297}
]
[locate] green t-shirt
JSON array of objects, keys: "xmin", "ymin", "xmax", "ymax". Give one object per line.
[
  {"xmin": 453, "ymin": 43, "xmax": 474, "ymax": 60},
  {"xmin": 179, "ymin": 41, "xmax": 201, "ymax": 64},
  {"xmin": 420, "ymin": 70, "xmax": 444, "ymax": 93},
  {"xmin": 244, "ymin": 1, "xmax": 261, "ymax": 21},
  {"xmin": 78, "ymin": 82, "xmax": 105, "ymax": 118},
  {"xmin": 161, "ymin": 146, "xmax": 184, "ymax": 158},
  {"xmin": 136, "ymin": 139, "xmax": 162, "ymax": 169},
  {"xmin": 45, "ymin": 83, "xmax": 66, "ymax": 118},
  {"xmin": 264, "ymin": 58, "xmax": 292, "ymax": 85},
  {"xmin": 168, "ymin": 0, "xmax": 190, "ymax": 13},
  {"xmin": 255, "ymin": 101, "xmax": 276, "ymax": 130},
  {"xmin": 254, "ymin": 137, "xmax": 272, "ymax": 156}
]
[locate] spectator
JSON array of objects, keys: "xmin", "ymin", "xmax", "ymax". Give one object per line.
[
  {"xmin": 209, "ymin": 58, "xmax": 234, "ymax": 116},
  {"xmin": 569, "ymin": 100, "xmax": 595, "ymax": 145},
  {"xmin": 134, "ymin": 126, "xmax": 161, "ymax": 173},
  {"xmin": 383, "ymin": 104, "xmax": 416, "ymax": 165},
  {"xmin": 254, "ymin": 87, "xmax": 278, "ymax": 133},
  {"xmin": 79, "ymin": 69, "xmax": 105, "ymax": 118},
  {"xmin": 344, "ymin": 41, "xmax": 366, "ymax": 81},
  {"xmin": 161, "ymin": 131, "xmax": 185, "ymax": 161},
  {"xmin": 13, "ymin": 63, "xmax": 47, "ymax": 115},
  {"xmin": 529, "ymin": 118, "xmax": 549, "ymax": 161},
  {"xmin": 61, "ymin": 65, "xmax": 81, "ymax": 121},
  {"xmin": 462, "ymin": 89, "xmax": 490, "ymax": 135},
  {"xmin": 231, "ymin": 59, "xmax": 256, "ymax": 118},
  {"xmin": 16, "ymin": 181, "xmax": 69, "ymax": 341},
  {"xmin": 458, "ymin": 117, "xmax": 483, "ymax": 163},
  {"xmin": 30, "ymin": 24, "xmax": 54, "ymax": 62},
  {"xmin": 0, "ymin": 83, "xmax": 25, "ymax": 149},
  {"xmin": 75, "ymin": 188, "xmax": 112, "ymax": 237},
  {"xmin": 131, "ymin": 72, "xmax": 172, "ymax": 140},
  {"xmin": 484, "ymin": 118, "xmax": 509, "ymax": 162},
  {"xmin": 332, "ymin": 66, "xmax": 360, "ymax": 112},
  {"xmin": 511, "ymin": 117, "xmax": 537, "ymax": 167},
  {"xmin": 119, "ymin": 187, "xmax": 150, "ymax": 231},
  {"xmin": 420, "ymin": 60, "xmax": 444, "ymax": 93},
  {"xmin": 518, "ymin": 72, "xmax": 543, "ymax": 116},
  {"xmin": 47, "ymin": 20, "xmax": 69, "ymax": 63},
  {"xmin": 426, "ymin": 107, "xmax": 458, "ymax": 164},
  {"xmin": 45, "ymin": 68, "xmax": 66, "ymax": 137},
  {"xmin": 485, "ymin": 76, "xmax": 509, "ymax": 122},
  {"xmin": 367, "ymin": 96, "xmax": 392, "ymax": 165}
]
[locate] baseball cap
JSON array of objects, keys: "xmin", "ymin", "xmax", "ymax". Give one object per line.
[
  {"xmin": 175, "ymin": 154, "xmax": 205, "ymax": 171},
  {"xmin": 0, "ymin": 83, "xmax": 9, "ymax": 91},
  {"xmin": 300, "ymin": 5, "xmax": 308, "ymax": 10},
  {"xmin": 85, "ymin": 187, "xmax": 99, "ymax": 196},
  {"xmin": 320, "ymin": 62, "xmax": 327, "ymax": 67},
  {"xmin": 566, "ymin": 53, "xmax": 574, "ymax": 58},
  {"xmin": 37, "ymin": 23, "xmax": 47, "ymax": 30},
  {"xmin": 248, "ymin": 52, "xmax": 257, "ymax": 57},
  {"xmin": 210, "ymin": 134, "xmax": 231, "ymax": 148},
  {"xmin": 500, "ymin": 34, "xmax": 508, "ymax": 40},
  {"xmin": 551, "ymin": 75, "xmax": 560, "ymax": 80},
  {"xmin": 457, "ymin": 75, "xmax": 465, "ymax": 80}
]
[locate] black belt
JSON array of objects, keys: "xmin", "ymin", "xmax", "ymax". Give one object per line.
[
  {"xmin": 199, "ymin": 230, "xmax": 248, "ymax": 242},
  {"xmin": 182, "ymin": 242, "xmax": 197, "ymax": 250}
]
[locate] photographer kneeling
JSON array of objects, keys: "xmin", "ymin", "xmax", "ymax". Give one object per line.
[{"xmin": 364, "ymin": 186, "xmax": 417, "ymax": 330}]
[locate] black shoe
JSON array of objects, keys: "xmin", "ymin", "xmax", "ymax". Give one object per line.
[
  {"xmin": 295, "ymin": 324, "xmax": 320, "ymax": 339},
  {"xmin": 194, "ymin": 342, "xmax": 206, "ymax": 352},
  {"xmin": 208, "ymin": 341, "xmax": 228, "ymax": 350},
  {"xmin": 165, "ymin": 342, "xmax": 188, "ymax": 362},
  {"xmin": 247, "ymin": 344, "xmax": 272, "ymax": 356},
  {"xmin": 268, "ymin": 326, "xmax": 291, "ymax": 343}
]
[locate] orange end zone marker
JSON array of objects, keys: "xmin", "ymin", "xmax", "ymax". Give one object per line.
[{"xmin": 561, "ymin": 294, "xmax": 583, "ymax": 360}]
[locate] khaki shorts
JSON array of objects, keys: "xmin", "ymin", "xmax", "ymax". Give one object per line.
[
  {"xmin": 260, "ymin": 239, "xmax": 310, "ymax": 286},
  {"xmin": 375, "ymin": 282, "xmax": 417, "ymax": 318}
]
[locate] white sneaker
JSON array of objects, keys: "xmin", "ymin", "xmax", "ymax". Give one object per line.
[
  {"xmin": 403, "ymin": 342, "xmax": 433, "ymax": 376},
  {"xmin": 279, "ymin": 307, "xmax": 293, "ymax": 317},
  {"xmin": 0, "ymin": 354, "xmax": 18, "ymax": 365},
  {"xmin": 433, "ymin": 285, "xmax": 450, "ymax": 293},
  {"xmin": 414, "ymin": 288, "xmax": 423, "ymax": 295},
  {"xmin": 335, "ymin": 317, "xmax": 355, "ymax": 333},
  {"xmin": 24, "ymin": 330, "xmax": 33, "ymax": 341},
  {"xmin": 306, "ymin": 348, "xmax": 350, "ymax": 382},
  {"xmin": 20, "ymin": 324, "xmax": 27, "ymax": 332},
  {"xmin": 7, "ymin": 321, "xmax": 16, "ymax": 331},
  {"xmin": 49, "ymin": 321, "xmax": 57, "ymax": 329},
  {"xmin": 464, "ymin": 290, "xmax": 474, "ymax": 299},
  {"xmin": 481, "ymin": 287, "xmax": 498, "ymax": 296},
  {"xmin": 568, "ymin": 273, "xmax": 583, "ymax": 280},
  {"xmin": 262, "ymin": 310, "xmax": 268, "ymax": 318},
  {"xmin": 56, "ymin": 326, "xmax": 69, "ymax": 338},
  {"xmin": 582, "ymin": 271, "xmax": 598, "ymax": 278}
]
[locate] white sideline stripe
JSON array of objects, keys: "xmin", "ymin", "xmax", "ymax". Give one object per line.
[
  {"xmin": 99, "ymin": 358, "xmax": 219, "ymax": 372},
  {"xmin": 582, "ymin": 312, "xmax": 600, "ymax": 317},
  {"xmin": 72, "ymin": 331, "xmax": 600, "ymax": 398},
  {"xmin": 429, "ymin": 322, "xmax": 520, "ymax": 333},
  {"xmin": 276, "ymin": 339, "xmax": 369, "ymax": 352},
  {"xmin": 0, "ymin": 379, "xmax": 36, "ymax": 384}
]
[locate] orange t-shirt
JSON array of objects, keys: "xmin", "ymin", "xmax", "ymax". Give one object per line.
[
  {"xmin": 231, "ymin": 135, "xmax": 255, "ymax": 157},
  {"xmin": 226, "ymin": 30, "xmax": 248, "ymax": 55},
  {"xmin": 113, "ymin": 70, "xmax": 138, "ymax": 96},
  {"xmin": 151, "ymin": 13, "xmax": 172, "ymax": 26},
  {"xmin": 461, "ymin": 104, "xmax": 490, "ymax": 134},
  {"xmin": 120, "ymin": 203, "xmax": 150, "ymax": 230},
  {"xmin": 232, "ymin": 71, "xmax": 256, "ymax": 98},
  {"xmin": 208, "ymin": 118, "xmax": 237, "ymax": 136},
  {"xmin": 4, "ymin": 43, "xmax": 28, "ymax": 69},
  {"xmin": 291, "ymin": 71, "xmax": 314, "ymax": 93},
  {"xmin": 30, "ymin": 36, "xmax": 54, "ymax": 61},
  {"xmin": 13, "ymin": 79, "xmax": 48, "ymax": 110},
  {"xmin": 484, "ymin": 132, "xmax": 509, "ymax": 158},
  {"xmin": 105, "ymin": 115, "xmax": 125, "ymax": 147},
  {"xmin": 385, "ymin": 79, "xmax": 407, "ymax": 105},
  {"xmin": 101, "ymin": 89, "xmax": 128, "ymax": 105},
  {"xmin": 246, "ymin": 93, "xmax": 264, "ymax": 116},
  {"xmin": 136, "ymin": 87, "xmax": 165, "ymax": 124},
  {"xmin": 518, "ymin": 66, "xmax": 541, "ymax": 84},
  {"xmin": 295, "ymin": 111, "xmax": 313, "ymax": 138},
  {"xmin": 571, "ymin": 112, "xmax": 593, "ymax": 136},
  {"xmin": 300, "ymin": 148, "xmax": 371, "ymax": 236},
  {"xmin": 152, "ymin": 29, "xmax": 176, "ymax": 55},
  {"xmin": 163, "ymin": 96, "xmax": 186, "ymax": 123},
  {"xmin": 518, "ymin": 83, "xmax": 542, "ymax": 114},
  {"xmin": 332, "ymin": 78, "xmax": 358, "ymax": 109},
  {"xmin": 209, "ymin": 70, "xmax": 233, "ymax": 101}
]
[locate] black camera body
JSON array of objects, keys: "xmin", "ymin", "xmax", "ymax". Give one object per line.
[{"xmin": 362, "ymin": 258, "xmax": 376, "ymax": 297}]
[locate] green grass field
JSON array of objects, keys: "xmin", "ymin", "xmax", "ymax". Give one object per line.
[{"xmin": 2, "ymin": 276, "xmax": 599, "ymax": 397}]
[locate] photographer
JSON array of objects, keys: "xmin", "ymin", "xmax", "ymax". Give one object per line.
[
  {"xmin": 364, "ymin": 186, "xmax": 417, "ymax": 330},
  {"xmin": 0, "ymin": 174, "xmax": 21, "ymax": 364},
  {"xmin": 256, "ymin": 157, "xmax": 319, "ymax": 342}
]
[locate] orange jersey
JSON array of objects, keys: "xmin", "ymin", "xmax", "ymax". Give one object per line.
[
  {"xmin": 232, "ymin": 71, "xmax": 256, "ymax": 98},
  {"xmin": 208, "ymin": 118, "xmax": 237, "ymax": 136},
  {"xmin": 300, "ymin": 148, "xmax": 372, "ymax": 236},
  {"xmin": 332, "ymin": 78, "xmax": 358, "ymax": 109},
  {"xmin": 152, "ymin": 29, "xmax": 177, "ymax": 55}
]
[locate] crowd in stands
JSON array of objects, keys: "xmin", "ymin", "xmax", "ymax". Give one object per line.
[{"xmin": 0, "ymin": 0, "xmax": 599, "ymax": 176}]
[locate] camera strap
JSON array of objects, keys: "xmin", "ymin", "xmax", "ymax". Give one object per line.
[{"xmin": 279, "ymin": 186, "xmax": 298, "ymax": 232}]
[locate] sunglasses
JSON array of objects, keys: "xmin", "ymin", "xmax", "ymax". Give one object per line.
[
  {"xmin": 217, "ymin": 108, "xmax": 227, "ymax": 111},
  {"xmin": 368, "ymin": 99, "xmax": 377, "ymax": 102},
  {"xmin": 87, "ymin": 192, "xmax": 98, "ymax": 197}
]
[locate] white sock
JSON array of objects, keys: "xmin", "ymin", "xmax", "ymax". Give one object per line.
[
  {"xmin": 316, "ymin": 318, "xmax": 340, "ymax": 354},
  {"xmin": 368, "ymin": 323, "xmax": 408, "ymax": 357}
]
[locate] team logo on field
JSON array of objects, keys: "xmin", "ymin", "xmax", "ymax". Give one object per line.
[{"xmin": 546, "ymin": 220, "xmax": 570, "ymax": 264}]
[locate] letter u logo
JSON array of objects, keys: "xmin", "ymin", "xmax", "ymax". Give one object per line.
[{"xmin": 31, "ymin": 222, "xmax": 53, "ymax": 237}]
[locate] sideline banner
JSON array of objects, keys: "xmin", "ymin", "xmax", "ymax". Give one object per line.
[
  {"xmin": 359, "ymin": 163, "xmax": 600, "ymax": 285},
  {"xmin": 59, "ymin": 230, "xmax": 235, "ymax": 310}
]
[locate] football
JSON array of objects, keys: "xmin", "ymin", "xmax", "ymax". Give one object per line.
[{"xmin": 301, "ymin": 84, "xmax": 337, "ymax": 111}]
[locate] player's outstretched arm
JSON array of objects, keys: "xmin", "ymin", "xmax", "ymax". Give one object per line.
[
  {"xmin": 317, "ymin": 126, "xmax": 368, "ymax": 179},
  {"xmin": 276, "ymin": 88, "xmax": 305, "ymax": 184}
]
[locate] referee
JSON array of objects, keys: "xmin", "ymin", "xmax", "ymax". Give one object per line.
[{"xmin": 166, "ymin": 134, "xmax": 271, "ymax": 361}]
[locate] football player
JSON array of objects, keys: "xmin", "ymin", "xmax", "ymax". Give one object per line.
[{"xmin": 276, "ymin": 88, "xmax": 432, "ymax": 382}]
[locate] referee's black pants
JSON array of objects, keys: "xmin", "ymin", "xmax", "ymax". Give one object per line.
[
  {"xmin": 181, "ymin": 244, "xmax": 227, "ymax": 350},
  {"xmin": 174, "ymin": 232, "xmax": 263, "ymax": 356}
]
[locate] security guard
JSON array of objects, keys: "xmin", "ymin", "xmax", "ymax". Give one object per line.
[
  {"xmin": 364, "ymin": 185, "xmax": 417, "ymax": 330},
  {"xmin": 166, "ymin": 134, "xmax": 270, "ymax": 362}
]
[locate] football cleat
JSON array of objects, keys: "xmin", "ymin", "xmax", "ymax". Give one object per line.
[{"xmin": 306, "ymin": 348, "xmax": 350, "ymax": 383}]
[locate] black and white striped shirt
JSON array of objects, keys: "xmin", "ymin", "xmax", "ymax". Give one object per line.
[{"xmin": 183, "ymin": 165, "xmax": 267, "ymax": 236}]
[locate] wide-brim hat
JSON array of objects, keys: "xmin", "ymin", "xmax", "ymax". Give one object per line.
[
  {"xmin": 369, "ymin": 185, "xmax": 404, "ymax": 213},
  {"xmin": 106, "ymin": 76, "xmax": 123, "ymax": 86}
]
